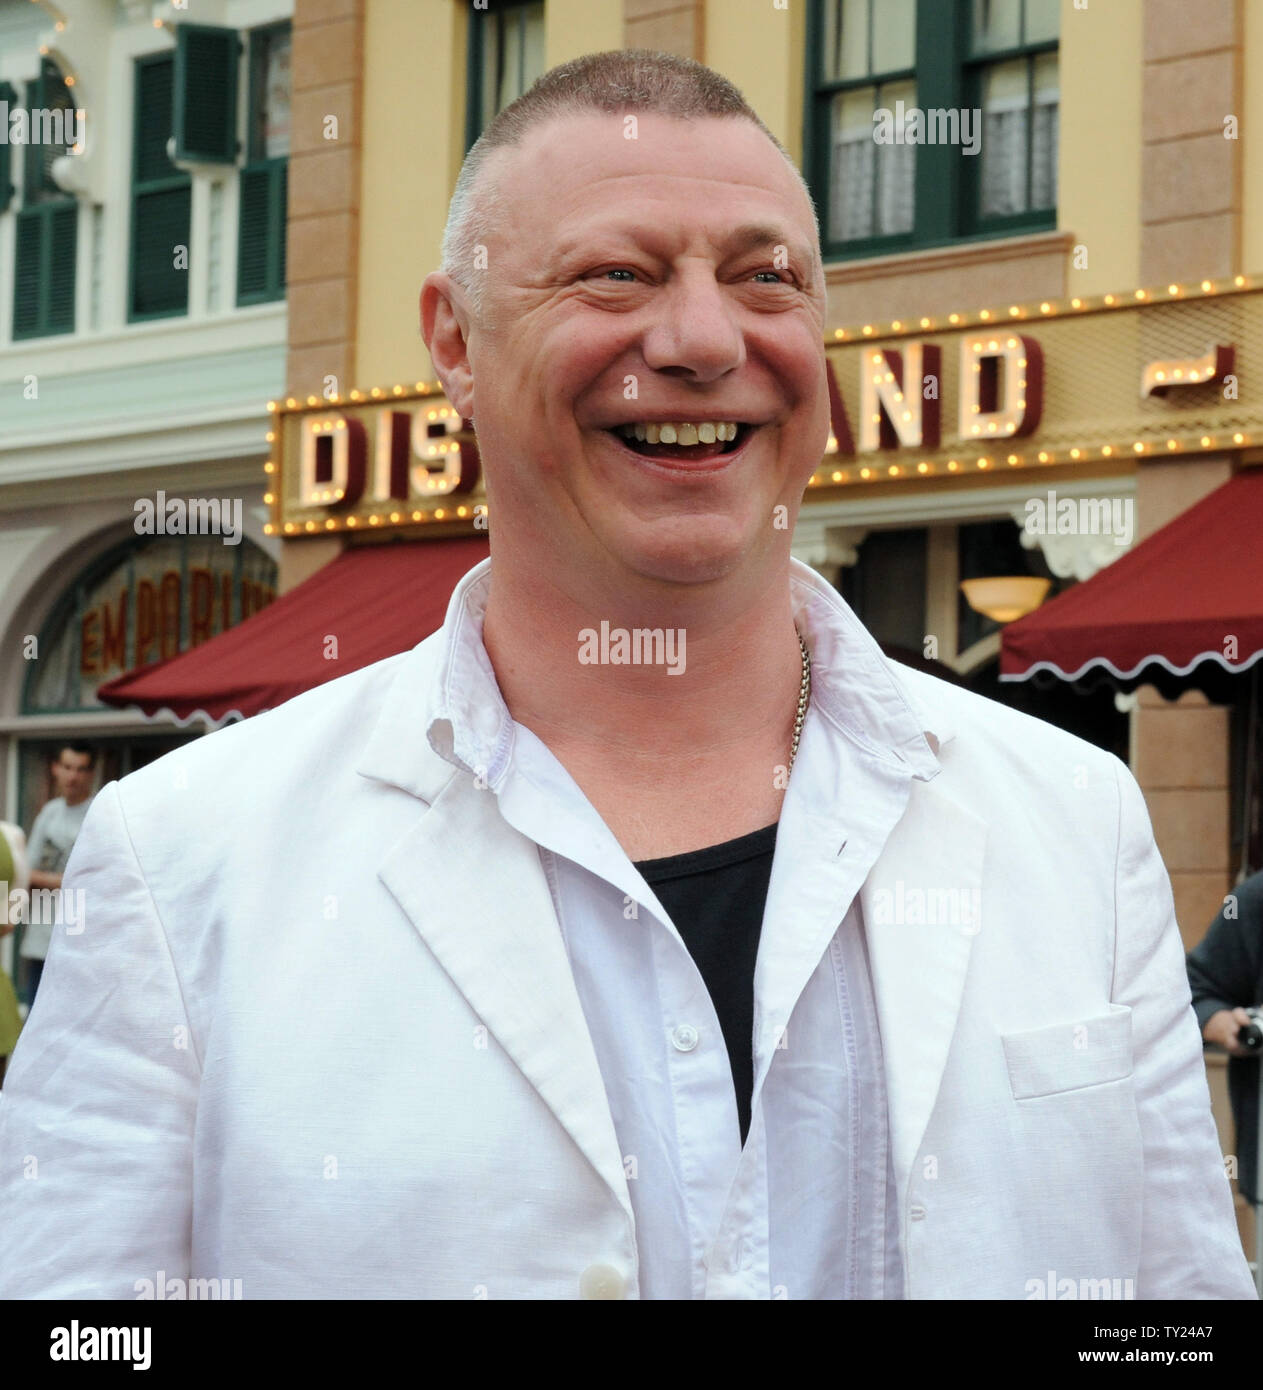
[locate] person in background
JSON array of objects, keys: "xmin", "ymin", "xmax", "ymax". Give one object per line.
[
  {"xmin": 1187, "ymin": 869, "xmax": 1263, "ymax": 1207},
  {"xmin": 18, "ymin": 744, "xmax": 95, "ymax": 1008},
  {"xmin": 1183, "ymin": 872, "xmax": 1261, "ymax": 1212}
]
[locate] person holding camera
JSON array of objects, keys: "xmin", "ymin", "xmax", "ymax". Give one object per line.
[{"xmin": 1188, "ymin": 869, "xmax": 1263, "ymax": 1205}]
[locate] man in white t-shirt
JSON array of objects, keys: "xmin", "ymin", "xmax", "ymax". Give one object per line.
[{"xmin": 19, "ymin": 744, "xmax": 95, "ymax": 1006}]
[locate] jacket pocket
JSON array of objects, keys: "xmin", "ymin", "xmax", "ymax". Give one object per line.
[{"xmin": 1001, "ymin": 1004, "xmax": 1133, "ymax": 1101}]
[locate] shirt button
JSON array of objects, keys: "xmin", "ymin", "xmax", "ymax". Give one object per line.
[
  {"xmin": 670, "ymin": 1023, "xmax": 700, "ymax": 1052},
  {"xmin": 579, "ymin": 1264, "xmax": 627, "ymax": 1300},
  {"xmin": 909, "ymin": 1204, "xmax": 927, "ymax": 1221}
]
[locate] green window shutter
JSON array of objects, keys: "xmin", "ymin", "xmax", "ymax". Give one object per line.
[
  {"xmin": 0, "ymin": 82, "xmax": 16, "ymax": 211},
  {"xmin": 136, "ymin": 57, "xmax": 178, "ymax": 182},
  {"xmin": 173, "ymin": 24, "xmax": 241, "ymax": 164},
  {"xmin": 132, "ymin": 185, "xmax": 192, "ymax": 316},
  {"xmin": 12, "ymin": 203, "xmax": 77, "ymax": 339},
  {"xmin": 275, "ymin": 161, "xmax": 287, "ymax": 289},
  {"xmin": 237, "ymin": 155, "xmax": 286, "ymax": 304},
  {"xmin": 13, "ymin": 213, "xmax": 42, "ymax": 336},
  {"xmin": 46, "ymin": 202, "xmax": 78, "ymax": 332},
  {"xmin": 236, "ymin": 164, "xmax": 271, "ymax": 298},
  {"xmin": 131, "ymin": 53, "xmax": 191, "ymax": 320}
]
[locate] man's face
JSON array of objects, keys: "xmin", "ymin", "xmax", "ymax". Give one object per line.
[
  {"xmin": 51, "ymin": 750, "xmax": 92, "ymax": 803},
  {"xmin": 432, "ymin": 112, "xmax": 830, "ymax": 589}
]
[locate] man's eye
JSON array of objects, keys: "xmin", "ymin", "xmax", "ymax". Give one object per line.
[
  {"xmin": 752, "ymin": 270, "xmax": 790, "ymax": 284},
  {"xmin": 602, "ymin": 269, "xmax": 637, "ymax": 282}
]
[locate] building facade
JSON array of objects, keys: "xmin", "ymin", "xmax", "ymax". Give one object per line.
[{"xmin": 0, "ymin": 0, "xmax": 295, "ymax": 983}]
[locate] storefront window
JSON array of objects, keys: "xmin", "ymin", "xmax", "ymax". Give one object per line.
[{"xmin": 23, "ymin": 535, "xmax": 277, "ymax": 714}]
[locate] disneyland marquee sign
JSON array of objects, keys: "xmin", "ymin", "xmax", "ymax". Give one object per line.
[{"xmin": 268, "ymin": 285, "xmax": 1263, "ymax": 536}]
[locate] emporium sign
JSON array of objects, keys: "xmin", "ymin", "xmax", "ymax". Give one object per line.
[{"xmin": 268, "ymin": 282, "xmax": 1263, "ymax": 537}]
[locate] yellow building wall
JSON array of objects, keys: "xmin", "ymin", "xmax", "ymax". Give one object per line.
[
  {"xmin": 1241, "ymin": 0, "xmax": 1263, "ymax": 277},
  {"xmin": 703, "ymin": 0, "xmax": 807, "ymax": 166},
  {"xmin": 546, "ymin": 0, "xmax": 623, "ymax": 66},
  {"xmin": 1056, "ymin": 0, "xmax": 1142, "ymax": 295},
  {"xmin": 356, "ymin": 0, "xmax": 623, "ymax": 391}
]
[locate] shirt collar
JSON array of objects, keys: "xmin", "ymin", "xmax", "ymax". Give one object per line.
[{"xmin": 425, "ymin": 556, "xmax": 947, "ymax": 788}]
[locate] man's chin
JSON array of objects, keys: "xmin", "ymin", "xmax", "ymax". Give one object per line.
[{"xmin": 606, "ymin": 523, "xmax": 761, "ymax": 589}]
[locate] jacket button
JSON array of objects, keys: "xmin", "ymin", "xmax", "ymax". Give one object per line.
[{"xmin": 579, "ymin": 1264, "xmax": 627, "ymax": 1300}]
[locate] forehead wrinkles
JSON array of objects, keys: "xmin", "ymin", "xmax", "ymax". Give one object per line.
[{"xmin": 509, "ymin": 174, "xmax": 816, "ymax": 276}]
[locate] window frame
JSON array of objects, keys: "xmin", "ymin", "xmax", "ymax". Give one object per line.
[
  {"xmin": 804, "ymin": 0, "xmax": 1057, "ymax": 262},
  {"xmin": 960, "ymin": 20, "xmax": 1059, "ymax": 238}
]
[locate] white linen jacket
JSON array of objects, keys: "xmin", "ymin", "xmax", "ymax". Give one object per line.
[{"xmin": 0, "ymin": 559, "xmax": 1254, "ymax": 1300}]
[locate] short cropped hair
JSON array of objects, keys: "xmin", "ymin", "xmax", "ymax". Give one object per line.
[
  {"xmin": 58, "ymin": 742, "xmax": 96, "ymax": 768},
  {"xmin": 440, "ymin": 48, "xmax": 819, "ymax": 323}
]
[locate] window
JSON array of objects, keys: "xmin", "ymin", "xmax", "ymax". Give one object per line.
[
  {"xmin": 129, "ymin": 53, "xmax": 192, "ymax": 320},
  {"xmin": 839, "ymin": 528, "xmax": 928, "ymax": 652},
  {"xmin": 966, "ymin": 0, "xmax": 1059, "ymax": 229},
  {"xmin": 465, "ymin": 0, "xmax": 545, "ymax": 151},
  {"xmin": 238, "ymin": 23, "xmax": 290, "ymax": 305},
  {"xmin": 806, "ymin": 0, "xmax": 1058, "ymax": 259},
  {"xmin": 12, "ymin": 59, "xmax": 78, "ymax": 339}
]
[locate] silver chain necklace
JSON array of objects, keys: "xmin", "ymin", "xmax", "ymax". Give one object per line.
[{"xmin": 788, "ymin": 629, "xmax": 811, "ymax": 776}]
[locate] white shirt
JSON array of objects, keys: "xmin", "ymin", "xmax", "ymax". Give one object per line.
[{"xmin": 426, "ymin": 557, "xmax": 943, "ymax": 1298}]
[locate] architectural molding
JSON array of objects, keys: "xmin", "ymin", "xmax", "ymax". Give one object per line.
[
  {"xmin": 1007, "ymin": 484, "xmax": 1137, "ymax": 581},
  {"xmin": 790, "ymin": 517, "xmax": 869, "ymax": 570},
  {"xmin": 799, "ymin": 475, "xmax": 1134, "ymax": 532}
]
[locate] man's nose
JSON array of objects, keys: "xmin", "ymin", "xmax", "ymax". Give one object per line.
[{"xmin": 639, "ymin": 267, "xmax": 746, "ymax": 383}]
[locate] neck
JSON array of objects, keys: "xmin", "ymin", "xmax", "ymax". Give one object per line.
[{"xmin": 481, "ymin": 550, "xmax": 804, "ymax": 773}]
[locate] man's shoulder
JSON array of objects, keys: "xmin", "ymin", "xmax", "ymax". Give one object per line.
[
  {"xmin": 115, "ymin": 637, "xmax": 440, "ymax": 816},
  {"xmin": 30, "ymin": 798, "xmax": 64, "ymax": 831}
]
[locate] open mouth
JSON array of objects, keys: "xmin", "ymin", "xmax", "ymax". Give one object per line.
[{"xmin": 605, "ymin": 420, "xmax": 753, "ymax": 466}]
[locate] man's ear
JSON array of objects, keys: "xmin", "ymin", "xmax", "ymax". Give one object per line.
[{"xmin": 420, "ymin": 272, "xmax": 475, "ymax": 419}]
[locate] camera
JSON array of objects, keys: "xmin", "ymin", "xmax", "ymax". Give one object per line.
[{"xmin": 1238, "ymin": 1007, "xmax": 1263, "ymax": 1052}]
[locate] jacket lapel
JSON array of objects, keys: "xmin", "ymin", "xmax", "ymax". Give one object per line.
[
  {"xmin": 359, "ymin": 640, "xmax": 634, "ymax": 1230},
  {"xmin": 860, "ymin": 778, "xmax": 988, "ymax": 1200}
]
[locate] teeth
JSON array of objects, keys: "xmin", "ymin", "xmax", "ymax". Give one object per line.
[{"xmin": 612, "ymin": 421, "xmax": 742, "ymax": 446}]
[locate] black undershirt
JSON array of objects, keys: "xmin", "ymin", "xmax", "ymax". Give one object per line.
[{"xmin": 634, "ymin": 822, "xmax": 779, "ymax": 1145}]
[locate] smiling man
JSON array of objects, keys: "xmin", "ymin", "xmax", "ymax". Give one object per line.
[{"xmin": 0, "ymin": 50, "xmax": 1254, "ymax": 1302}]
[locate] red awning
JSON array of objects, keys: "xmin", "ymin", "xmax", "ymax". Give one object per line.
[
  {"xmin": 1001, "ymin": 469, "xmax": 1263, "ymax": 685},
  {"xmin": 97, "ymin": 536, "xmax": 490, "ymax": 723}
]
